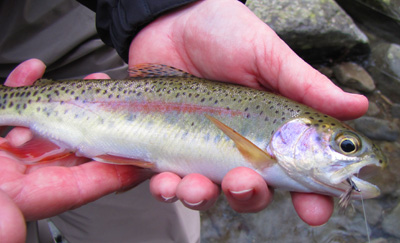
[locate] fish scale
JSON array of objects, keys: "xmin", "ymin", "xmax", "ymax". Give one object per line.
[{"xmin": 0, "ymin": 64, "xmax": 386, "ymax": 202}]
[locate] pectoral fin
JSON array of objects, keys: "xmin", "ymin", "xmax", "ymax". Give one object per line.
[
  {"xmin": 0, "ymin": 135, "xmax": 73, "ymax": 164},
  {"xmin": 206, "ymin": 115, "xmax": 275, "ymax": 169}
]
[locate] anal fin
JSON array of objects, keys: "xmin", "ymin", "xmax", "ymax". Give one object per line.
[
  {"xmin": 94, "ymin": 154, "xmax": 155, "ymax": 169},
  {"xmin": 206, "ymin": 115, "xmax": 275, "ymax": 170}
]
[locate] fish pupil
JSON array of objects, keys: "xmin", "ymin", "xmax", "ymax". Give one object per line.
[{"xmin": 341, "ymin": 139, "xmax": 356, "ymax": 153}]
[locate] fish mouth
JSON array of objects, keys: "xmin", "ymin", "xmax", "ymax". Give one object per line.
[
  {"xmin": 342, "ymin": 175, "xmax": 380, "ymax": 199},
  {"xmin": 323, "ymin": 163, "xmax": 382, "ymax": 204}
]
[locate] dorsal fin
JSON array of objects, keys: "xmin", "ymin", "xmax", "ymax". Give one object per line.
[
  {"xmin": 33, "ymin": 79, "xmax": 55, "ymax": 86},
  {"xmin": 128, "ymin": 64, "xmax": 196, "ymax": 78},
  {"xmin": 206, "ymin": 115, "xmax": 275, "ymax": 170}
]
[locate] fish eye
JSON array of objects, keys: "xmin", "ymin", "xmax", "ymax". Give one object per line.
[{"xmin": 335, "ymin": 133, "xmax": 361, "ymax": 155}]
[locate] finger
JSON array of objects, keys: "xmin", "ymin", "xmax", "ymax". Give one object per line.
[
  {"xmin": 149, "ymin": 172, "xmax": 181, "ymax": 203},
  {"xmin": 84, "ymin": 73, "xmax": 111, "ymax": 80},
  {"xmin": 256, "ymin": 34, "xmax": 368, "ymax": 120},
  {"xmin": 291, "ymin": 192, "xmax": 334, "ymax": 226},
  {"xmin": 0, "ymin": 189, "xmax": 26, "ymax": 243},
  {"xmin": 222, "ymin": 167, "xmax": 272, "ymax": 213},
  {"xmin": 6, "ymin": 161, "xmax": 151, "ymax": 221},
  {"xmin": 5, "ymin": 127, "xmax": 33, "ymax": 147},
  {"xmin": 5, "ymin": 58, "xmax": 46, "ymax": 87},
  {"xmin": 176, "ymin": 173, "xmax": 220, "ymax": 211}
]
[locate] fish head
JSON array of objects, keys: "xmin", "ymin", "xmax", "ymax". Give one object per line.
[{"xmin": 269, "ymin": 116, "xmax": 386, "ymax": 200}]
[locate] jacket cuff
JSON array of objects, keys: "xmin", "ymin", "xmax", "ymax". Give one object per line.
[{"xmin": 94, "ymin": 0, "xmax": 198, "ymax": 63}]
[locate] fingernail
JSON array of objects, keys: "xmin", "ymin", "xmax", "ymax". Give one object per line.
[
  {"xmin": 183, "ymin": 200, "xmax": 205, "ymax": 207},
  {"xmin": 161, "ymin": 195, "xmax": 176, "ymax": 202},
  {"xmin": 229, "ymin": 188, "xmax": 254, "ymax": 201}
]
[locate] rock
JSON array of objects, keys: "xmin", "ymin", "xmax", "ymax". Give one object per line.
[
  {"xmin": 246, "ymin": 0, "xmax": 370, "ymax": 63},
  {"xmin": 382, "ymin": 202, "xmax": 400, "ymax": 238},
  {"xmin": 333, "ymin": 62, "xmax": 376, "ymax": 92},
  {"xmin": 368, "ymin": 43, "xmax": 400, "ymax": 102},
  {"xmin": 354, "ymin": 117, "xmax": 399, "ymax": 141},
  {"xmin": 366, "ymin": 102, "xmax": 380, "ymax": 116},
  {"xmin": 316, "ymin": 66, "xmax": 334, "ymax": 78},
  {"xmin": 392, "ymin": 103, "xmax": 400, "ymax": 118},
  {"xmin": 335, "ymin": 0, "xmax": 400, "ymax": 43},
  {"xmin": 353, "ymin": 199, "xmax": 382, "ymax": 225},
  {"xmin": 370, "ymin": 238, "xmax": 388, "ymax": 243}
]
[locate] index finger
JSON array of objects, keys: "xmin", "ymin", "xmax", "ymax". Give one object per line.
[{"xmin": 256, "ymin": 36, "xmax": 368, "ymax": 120}]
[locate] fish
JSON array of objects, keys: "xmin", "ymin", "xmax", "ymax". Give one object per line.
[{"xmin": 0, "ymin": 63, "xmax": 386, "ymax": 205}]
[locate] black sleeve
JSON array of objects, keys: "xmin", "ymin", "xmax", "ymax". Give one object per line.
[{"xmin": 78, "ymin": 0, "xmax": 246, "ymax": 63}]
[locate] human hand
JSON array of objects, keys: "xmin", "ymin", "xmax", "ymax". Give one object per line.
[
  {"xmin": 0, "ymin": 59, "xmax": 154, "ymax": 242},
  {"xmin": 129, "ymin": 0, "xmax": 369, "ymax": 225}
]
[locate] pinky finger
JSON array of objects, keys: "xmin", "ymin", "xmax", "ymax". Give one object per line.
[{"xmin": 0, "ymin": 190, "xmax": 26, "ymax": 243}]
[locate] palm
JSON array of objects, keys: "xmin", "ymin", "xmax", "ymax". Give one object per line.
[
  {"xmin": 0, "ymin": 130, "xmax": 147, "ymax": 221},
  {"xmin": 129, "ymin": 0, "xmax": 368, "ymax": 120}
]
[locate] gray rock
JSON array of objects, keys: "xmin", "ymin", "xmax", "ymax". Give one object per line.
[
  {"xmin": 382, "ymin": 202, "xmax": 400, "ymax": 238},
  {"xmin": 354, "ymin": 116, "xmax": 399, "ymax": 141},
  {"xmin": 366, "ymin": 102, "xmax": 381, "ymax": 116},
  {"xmin": 333, "ymin": 62, "xmax": 376, "ymax": 92},
  {"xmin": 392, "ymin": 103, "xmax": 400, "ymax": 118},
  {"xmin": 246, "ymin": 0, "xmax": 370, "ymax": 63},
  {"xmin": 335, "ymin": 0, "xmax": 400, "ymax": 43},
  {"xmin": 368, "ymin": 43, "xmax": 400, "ymax": 102}
]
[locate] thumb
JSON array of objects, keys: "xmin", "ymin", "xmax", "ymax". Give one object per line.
[{"xmin": 5, "ymin": 58, "xmax": 46, "ymax": 87}]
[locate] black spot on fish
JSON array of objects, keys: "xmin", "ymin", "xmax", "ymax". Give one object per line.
[
  {"xmin": 273, "ymin": 119, "xmax": 277, "ymax": 124},
  {"xmin": 137, "ymin": 92, "xmax": 142, "ymax": 97},
  {"xmin": 264, "ymin": 116, "xmax": 269, "ymax": 121},
  {"xmin": 200, "ymin": 98, "xmax": 205, "ymax": 102},
  {"xmin": 37, "ymin": 107, "xmax": 41, "ymax": 112},
  {"xmin": 75, "ymin": 96, "xmax": 79, "ymax": 101},
  {"xmin": 8, "ymin": 102, "xmax": 13, "ymax": 108},
  {"xmin": 246, "ymin": 114, "xmax": 251, "ymax": 118},
  {"xmin": 318, "ymin": 120, "xmax": 323, "ymax": 123},
  {"xmin": 23, "ymin": 104, "xmax": 27, "ymax": 109},
  {"xmin": 95, "ymin": 89, "xmax": 101, "ymax": 94},
  {"xmin": 281, "ymin": 117, "xmax": 286, "ymax": 121}
]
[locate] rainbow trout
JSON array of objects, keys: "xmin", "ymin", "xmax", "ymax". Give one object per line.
[{"xmin": 0, "ymin": 64, "xmax": 386, "ymax": 205}]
